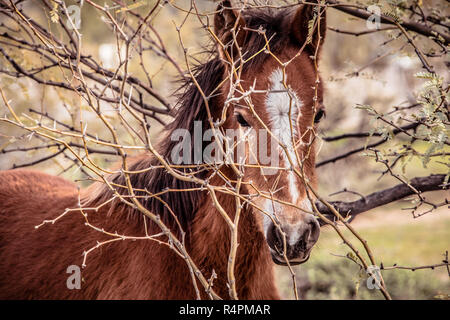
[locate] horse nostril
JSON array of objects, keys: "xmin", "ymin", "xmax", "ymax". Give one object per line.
[
  {"xmin": 273, "ymin": 226, "xmax": 282, "ymax": 247},
  {"xmin": 267, "ymin": 224, "xmax": 285, "ymax": 253},
  {"xmin": 301, "ymin": 216, "xmax": 320, "ymax": 249},
  {"xmin": 307, "ymin": 216, "xmax": 320, "ymax": 242},
  {"xmin": 291, "ymin": 217, "xmax": 320, "ymax": 252}
]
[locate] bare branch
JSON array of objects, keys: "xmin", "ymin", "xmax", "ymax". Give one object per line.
[{"xmin": 317, "ymin": 174, "xmax": 448, "ymax": 223}]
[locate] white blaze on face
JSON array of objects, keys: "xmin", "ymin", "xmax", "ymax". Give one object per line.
[{"xmin": 265, "ymin": 68, "xmax": 302, "ymax": 204}]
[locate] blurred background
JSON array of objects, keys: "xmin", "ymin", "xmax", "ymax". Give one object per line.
[{"xmin": 0, "ymin": 0, "xmax": 448, "ymax": 299}]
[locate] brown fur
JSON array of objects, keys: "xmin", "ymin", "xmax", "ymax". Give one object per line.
[
  {"xmin": 0, "ymin": 2, "xmax": 325, "ymax": 299},
  {"xmin": 0, "ymin": 169, "xmax": 278, "ymax": 299}
]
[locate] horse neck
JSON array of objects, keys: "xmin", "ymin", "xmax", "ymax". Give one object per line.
[{"xmin": 189, "ymin": 172, "xmax": 279, "ymax": 299}]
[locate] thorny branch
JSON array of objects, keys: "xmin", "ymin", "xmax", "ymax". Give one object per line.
[{"xmin": 0, "ymin": 0, "xmax": 448, "ymax": 300}]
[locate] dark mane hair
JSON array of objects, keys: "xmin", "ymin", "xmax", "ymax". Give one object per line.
[{"xmin": 83, "ymin": 7, "xmax": 297, "ymax": 237}]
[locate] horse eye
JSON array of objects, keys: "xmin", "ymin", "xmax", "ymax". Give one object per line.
[
  {"xmin": 314, "ymin": 109, "xmax": 325, "ymax": 123},
  {"xmin": 236, "ymin": 113, "xmax": 251, "ymax": 127}
]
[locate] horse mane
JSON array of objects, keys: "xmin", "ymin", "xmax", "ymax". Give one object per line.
[{"xmin": 82, "ymin": 7, "xmax": 296, "ymax": 238}]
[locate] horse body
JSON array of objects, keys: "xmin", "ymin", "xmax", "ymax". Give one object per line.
[
  {"xmin": 0, "ymin": 1, "xmax": 326, "ymax": 299},
  {"xmin": 0, "ymin": 169, "xmax": 193, "ymax": 299},
  {"xmin": 0, "ymin": 169, "xmax": 277, "ymax": 299}
]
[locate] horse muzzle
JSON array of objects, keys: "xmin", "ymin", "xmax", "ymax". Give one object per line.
[{"xmin": 266, "ymin": 214, "xmax": 320, "ymax": 266}]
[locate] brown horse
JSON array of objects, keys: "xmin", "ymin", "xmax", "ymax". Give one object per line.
[{"xmin": 0, "ymin": 1, "xmax": 326, "ymax": 299}]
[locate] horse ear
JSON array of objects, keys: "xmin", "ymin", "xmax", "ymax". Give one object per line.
[
  {"xmin": 290, "ymin": 2, "xmax": 326, "ymax": 56},
  {"xmin": 214, "ymin": 1, "xmax": 247, "ymax": 60}
]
